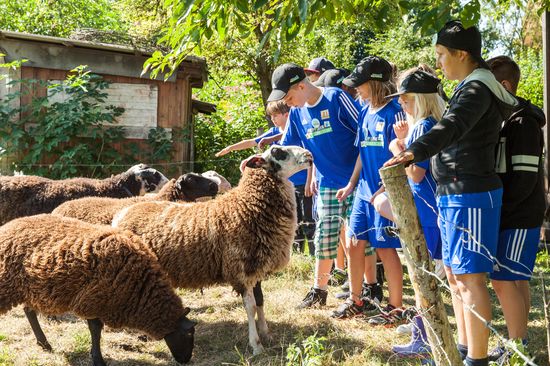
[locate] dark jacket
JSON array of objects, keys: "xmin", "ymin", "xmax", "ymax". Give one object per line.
[
  {"xmin": 407, "ymin": 70, "xmax": 517, "ymax": 196},
  {"xmin": 496, "ymin": 96, "xmax": 546, "ymax": 229}
]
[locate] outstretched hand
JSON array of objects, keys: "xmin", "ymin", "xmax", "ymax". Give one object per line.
[
  {"xmin": 393, "ymin": 118, "xmax": 409, "ymax": 140},
  {"xmin": 383, "ymin": 150, "xmax": 414, "ymax": 167}
]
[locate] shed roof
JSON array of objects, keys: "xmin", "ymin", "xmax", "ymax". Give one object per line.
[{"xmin": 0, "ymin": 30, "xmax": 207, "ymax": 84}]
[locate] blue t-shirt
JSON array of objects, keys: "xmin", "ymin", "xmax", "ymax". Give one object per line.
[
  {"xmin": 281, "ymin": 87, "xmax": 360, "ymax": 188},
  {"xmin": 355, "ymin": 99, "xmax": 402, "ymax": 200},
  {"xmin": 255, "ymin": 127, "xmax": 307, "ymax": 186},
  {"xmin": 406, "ymin": 117, "xmax": 438, "ymax": 228}
]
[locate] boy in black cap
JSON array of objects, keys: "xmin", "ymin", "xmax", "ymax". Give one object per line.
[
  {"xmin": 487, "ymin": 55, "xmax": 545, "ymax": 362},
  {"xmin": 268, "ymin": 63, "xmax": 361, "ymax": 309},
  {"xmin": 304, "ymin": 57, "xmax": 335, "ymax": 83},
  {"xmin": 384, "ymin": 21, "xmax": 518, "ymax": 366}
]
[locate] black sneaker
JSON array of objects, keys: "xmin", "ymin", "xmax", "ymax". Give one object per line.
[
  {"xmin": 331, "ymin": 298, "xmax": 365, "ymax": 319},
  {"xmin": 361, "ymin": 282, "xmax": 383, "ymax": 308},
  {"xmin": 296, "ymin": 287, "xmax": 328, "ymax": 309},
  {"xmin": 367, "ymin": 304, "xmax": 405, "ymax": 327}
]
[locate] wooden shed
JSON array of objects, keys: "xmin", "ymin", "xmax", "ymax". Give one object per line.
[{"xmin": 0, "ymin": 30, "xmax": 214, "ymax": 176}]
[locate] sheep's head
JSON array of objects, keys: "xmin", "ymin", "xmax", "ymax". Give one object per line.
[
  {"xmin": 175, "ymin": 173, "xmax": 219, "ymax": 201},
  {"xmin": 127, "ymin": 164, "xmax": 169, "ymax": 195},
  {"xmin": 164, "ymin": 309, "xmax": 196, "ymax": 364},
  {"xmin": 244, "ymin": 145, "xmax": 312, "ymax": 178},
  {"xmin": 201, "ymin": 170, "xmax": 232, "ymax": 193}
]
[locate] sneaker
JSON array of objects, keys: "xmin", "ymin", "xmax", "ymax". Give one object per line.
[
  {"xmin": 396, "ymin": 322, "xmax": 414, "ymax": 335},
  {"xmin": 488, "ymin": 345, "xmax": 506, "ymax": 362},
  {"xmin": 329, "ymin": 268, "xmax": 347, "ymax": 286},
  {"xmin": 367, "ymin": 305, "xmax": 405, "ymax": 326},
  {"xmin": 296, "ymin": 287, "xmax": 328, "ymax": 309},
  {"xmin": 341, "ymin": 280, "xmax": 350, "ymax": 292},
  {"xmin": 330, "ymin": 298, "xmax": 365, "ymax": 319},
  {"xmin": 361, "ymin": 282, "xmax": 383, "ymax": 312},
  {"xmin": 335, "ymin": 291, "xmax": 349, "ymax": 300}
]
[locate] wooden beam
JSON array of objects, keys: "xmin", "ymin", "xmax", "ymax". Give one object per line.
[{"xmin": 544, "ymin": 11, "xmax": 550, "ymax": 192}]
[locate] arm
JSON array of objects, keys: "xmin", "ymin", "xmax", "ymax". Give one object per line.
[
  {"xmin": 215, "ymin": 139, "xmax": 257, "ymax": 157},
  {"xmin": 305, "ymin": 165, "xmax": 318, "ymax": 197},
  {"xmin": 258, "ymin": 133, "xmax": 283, "ymax": 149}
]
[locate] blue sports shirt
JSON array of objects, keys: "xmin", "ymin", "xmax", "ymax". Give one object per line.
[
  {"xmin": 255, "ymin": 127, "xmax": 307, "ymax": 186},
  {"xmin": 355, "ymin": 98, "xmax": 402, "ymax": 200},
  {"xmin": 406, "ymin": 117, "xmax": 438, "ymax": 228},
  {"xmin": 281, "ymin": 87, "xmax": 360, "ymax": 188}
]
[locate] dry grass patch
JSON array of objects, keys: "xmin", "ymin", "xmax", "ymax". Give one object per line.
[{"xmin": 0, "ymin": 253, "xmax": 548, "ymax": 365}]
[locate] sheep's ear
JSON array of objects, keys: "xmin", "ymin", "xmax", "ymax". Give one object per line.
[
  {"xmin": 245, "ymin": 156, "xmax": 266, "ymax": 169},
  {"xmin": 182, "ymin": 307, "xmax": 191, "ymax": 316}
]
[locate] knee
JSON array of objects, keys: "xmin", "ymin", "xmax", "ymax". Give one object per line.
[{"xmin": 455, "ymin": 273, "xmax": 487, "ymax": 294}]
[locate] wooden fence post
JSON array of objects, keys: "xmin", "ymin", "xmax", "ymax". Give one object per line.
[{"xmin": 379, "ymin": 163, "xmax": 462, "ymax": 366}]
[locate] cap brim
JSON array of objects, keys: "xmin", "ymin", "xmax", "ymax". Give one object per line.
[
  {"xmin": 472, "ymin": 54, "xmax": 490, "ymax": 70},
  {"xmin": 267, "ymin": 89, "xmax": 287, "ymax": 102},
  {"xmin": 303, "ymin": 68, "xmax": 320, "ymax": 73},
  {"xmin": 342, "ymin": 75, "xmax": 364, "ymax": 88},
  {"xmin": 385, "ymin": 91, "xmax": 405, "ymax": 98}
]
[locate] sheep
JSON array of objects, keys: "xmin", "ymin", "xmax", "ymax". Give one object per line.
[
  {"xmin": 0, "ymin": 164, "xmax": 168, "ymax": 225},
  {"xmin": 112, "ymin": 145, "xmax": 313, "ymax": 355},
  {"xmin": 52, "ymin": 172, "xmax": 219, "ymax": 225},
  {"xmin": 0, "ymin": 214, "xmax": 196, "ymax": 365}
]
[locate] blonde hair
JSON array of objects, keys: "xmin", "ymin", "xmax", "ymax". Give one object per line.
[{"xmin": 367, "ymin": 79, "xmax": 397, "ymax": 108}]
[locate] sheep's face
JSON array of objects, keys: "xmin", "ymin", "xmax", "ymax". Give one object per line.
[
  {"xmin": 201, "ymin": 170, "xmax": 232, "ymax": 193},
  {"xmin": 176, "ymin": 173, "xmax": 219, "ymax": 201},
  {"xmin": 164, "ymin": 314, "xmax": 196, "ymax": 364},
  {"xmin": 128, "ymin": 164, "xmax": 169, "ymax": 195},
  {"xmin": 245, "ymin": 146, "xmax": 313, "ymax": 178}
]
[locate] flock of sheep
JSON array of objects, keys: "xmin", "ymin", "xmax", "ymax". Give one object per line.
[{"xmin": 0, "ymin": 145, "xmax": 313, "ymax": 365}]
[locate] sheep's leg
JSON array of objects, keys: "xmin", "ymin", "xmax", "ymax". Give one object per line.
[
  {"xmin": 23, "ymin": 307, "xmax": 52, "ymax": 351},
  {"xmin": 242, "ymin": 286, "xmax": 264, "ymax": 355},
  {"xmin": 87, "ymin": 318, "xmax": 106, "ymax": 366},
  {"xmin": 253, "ymin": 282, "xmax": 271, "ymax": 342}
]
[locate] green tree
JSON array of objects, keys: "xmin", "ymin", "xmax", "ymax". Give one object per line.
[{"xmin": 0, "ymin": 0, "xmax": 126, "ymax": 37}]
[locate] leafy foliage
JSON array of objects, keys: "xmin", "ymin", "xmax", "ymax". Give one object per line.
[
  {"xmin": 516, "ymin": 49, "xmax": 543, "ymax": 109},
  {"xmin": 0, "ymin": 67, "xmax": 133, "ymax": 178},
  {"xmin": 0, "ymin": 0, "xmax": 126, "ymax": 37},
  {"xmin": 286, "ymin": 333, "xmax": 332, "ymax": 366}
]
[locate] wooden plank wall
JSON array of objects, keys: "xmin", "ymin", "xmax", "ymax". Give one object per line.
[{"xmin": 16, "ymin": 66, "xmax": 191, "ymax": 177}]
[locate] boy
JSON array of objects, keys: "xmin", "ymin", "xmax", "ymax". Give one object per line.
[
  {"xmin": 216, "ymin": 100, "xmax": 315, "ymax": 253},
  {"xmin": 268, "ymin": 63, "xmax": 364, "ymax": 308},
  {"xmin": 487, "ymin": 55, "xmax": 545, "ymax": 361},
  {"xmin": 304, "ymin": 57, "xmax": 335, "ymax": 83}
]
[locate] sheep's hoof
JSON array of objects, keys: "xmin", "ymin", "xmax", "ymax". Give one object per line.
[
  {"xmin": 252, "ymin": 344, "xmax": 265, "ymax": 356},
  {"xmin": 38, "ymin": 340, "xmax": 52, "ymax": 352},
  {"xmin": 259, "ymin": 332, "xmax": 273, "ymax": 344}
]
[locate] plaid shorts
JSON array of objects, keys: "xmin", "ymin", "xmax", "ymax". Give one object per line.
[{"xmin": 314, "ymin": 186, "xmax": 354, "ymax": 259}]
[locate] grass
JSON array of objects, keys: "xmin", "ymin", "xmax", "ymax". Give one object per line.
[{"xmin": 0, "ymin": 252, "xmax": 548, "ymax": 365}]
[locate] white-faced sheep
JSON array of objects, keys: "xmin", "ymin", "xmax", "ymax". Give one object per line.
[
  {"xmin": 0, "ymin": 164, "xmax": 168, "ymax": 225},
  {"xmin": 52, "ymin": 172, "xmax": 218, "ymax": 225},
  {"xmin": 0, "ymin": 214, "xmax": 196, "ymax": 365},
  {"xmin": 112, "ymin": 145, "xmax": 312, "ymax": 355}
]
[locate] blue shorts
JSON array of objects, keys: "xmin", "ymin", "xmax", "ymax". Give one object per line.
[
  {"xmin": 490, "ymin": 228, "xmax": 540, "ymax": 281},
  {"xmin": 347, "ymin": 195, "xmax": 401, "ymax": 249},
  {"xmin": 424, "ymin": 226, "xmax": 442, "ymax": 260},
  {"xmin": 437, "ymin": 189, "xmax": 502, "ymax": 275}
]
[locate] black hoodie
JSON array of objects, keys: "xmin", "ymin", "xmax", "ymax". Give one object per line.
[{"xmin": 495, "ymin": 96, "xmax": 546, "ymax": 229}]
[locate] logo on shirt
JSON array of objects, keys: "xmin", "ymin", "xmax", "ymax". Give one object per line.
[
  {"xmin": 311, "ymin": 118, "xmax": 321, "ymax": 128},
  {"xmin": 375, "ymin": 121, "xmax": 385, "ymax": 132},
  {"xmin": 321, "ymin": 109, "xmax": 330, "ymax": 120},
  {"xmin": 305, "ymin": 119, "xmax": 333, "ymax": 139},
  {"xmin": 452, "ymin": 255, "xmax": 461, "ymax": 265},
  {"xmin": 360, "ymin": 135, "xmax": 384, "ymax": 147}
]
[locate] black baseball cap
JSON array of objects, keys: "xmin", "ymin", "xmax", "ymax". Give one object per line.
[
  {"xmin": 267, "ymin": 63, "xmax": 306, "ymax": 102},
  {"xmin": 304, "ymin": 57, "xmax": 335, "ymax": 74},
  {"xmin": 324, "ymin": 68, "xmax": 351, "ymax": 87},
  {"xmin": 342, "ymin": 56, "xmax": 393, "ymax": 88},
  {"xmin": 436, "ymin": 20, "xmax": 490, "ymax": 70},
  {"xmin": 387, "ymin": 70, "xmax": 441, "ymax": 98}
]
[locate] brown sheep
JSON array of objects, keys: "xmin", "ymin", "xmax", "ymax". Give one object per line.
[
  {"xmin": 0, "ymin": 214, "xmax": 196, "ymax": 365},
  {"xmin": 0, "ymin": 164, "xmax": 168, "ymax": 225},
  {"xmin": 112, "ymin": 145, "xmax": 313, "ymax": 355},
  {"xmin": 52, "ymin": 172, "xmax": 218, "ymax": 225}
]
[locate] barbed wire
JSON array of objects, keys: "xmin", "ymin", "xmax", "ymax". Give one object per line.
[{"xmin": 10, "ymin": 158, "xmax": 243, "ymax": 169}]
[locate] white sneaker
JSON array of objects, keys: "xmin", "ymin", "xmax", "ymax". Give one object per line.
[{"xmin": 396, "ymin": 321, "xmax": 413, "ymax": 335}]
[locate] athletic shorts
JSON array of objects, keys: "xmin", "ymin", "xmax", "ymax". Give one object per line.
[
  {"xmin": 347, "ymin": 195, "xmax": 400, "ymax": 250},
  {"xmin": 314, "ymin": 186, "xmax": 353, "ymax": 259},
  {"xmin": 490, "ymin": 227, "xmax": 540, "ymax": 281},
  {"xmin": 424, "ymin": 226, "xmax": 442, "ymax": 260},
  {"xmin": 438, "ymin": 189, "xmax": 502, "ymax": 275}
]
